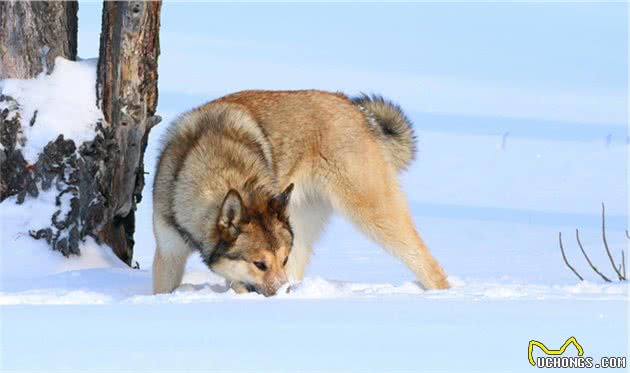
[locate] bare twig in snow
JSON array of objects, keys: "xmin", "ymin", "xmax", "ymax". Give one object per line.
[
  {"xmin": 575, "ymin": 229, "xmax": 611, "ymax": 282},
  {"xmin": 559, "ymin": 204, "xmax": 626, "ymax": 283},
  {"xmin": 622, "ymin": 251, "xmax": 626, "ymax": 279},
  {"xmin": 600, "ymin": 203, "xmax": 625, "ymax": 280},
  {"xmin": 559, "ymin": 232, "xmax": 584, "ymax": 281}
]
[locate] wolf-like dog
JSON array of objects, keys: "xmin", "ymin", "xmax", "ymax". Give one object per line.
[{"xmin": 152, "ymin": 90, "xmax": 450, "ymax": 296}]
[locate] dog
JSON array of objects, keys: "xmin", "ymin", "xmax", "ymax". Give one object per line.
[{"xmin": 152, "ymin": 90, "xmax": 450, "ymax": 296}]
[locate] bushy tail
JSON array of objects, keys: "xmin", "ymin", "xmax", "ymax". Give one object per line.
[{"xmin": 350, "ymin": 93, "xmax": 416, "ymax": 171}]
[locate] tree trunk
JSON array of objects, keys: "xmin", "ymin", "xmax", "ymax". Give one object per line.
[
  {"xmin": 96, "ymin": 1, "xmax": 162, "ymax": 264},
  {"xmin": 0, "ymin": 1, "xmax": 78, "ymax": 79},
  {"xmin": 0, "ymin": 1, "xmax": 161, "ymax": 267}
]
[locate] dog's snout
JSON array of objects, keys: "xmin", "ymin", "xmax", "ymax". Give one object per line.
[{"xmin": 257, "ymin": 275, "xmax": 288, "ymax": 297}]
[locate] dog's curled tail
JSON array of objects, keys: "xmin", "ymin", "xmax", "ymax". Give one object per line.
[{"xmin": 350, "ymin": 93, "xmax": 416, "ymax": 171}]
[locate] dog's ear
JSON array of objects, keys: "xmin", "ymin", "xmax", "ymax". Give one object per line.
[
  {"xmin": 269, "ymin": 183, "xmax": 294, "ymax": 217},
  {"xmin": 217, "ymin": 189, "xmax": 245, "ymax": 239}
]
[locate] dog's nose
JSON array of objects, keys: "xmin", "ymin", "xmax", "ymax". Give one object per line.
[
  {"xmin": 261, "ymin": 283, "xmax": 283, "ymax": 297},
  {"xmin": 260, "ymin": 287, "xmax": 277, "ymax": 297}
]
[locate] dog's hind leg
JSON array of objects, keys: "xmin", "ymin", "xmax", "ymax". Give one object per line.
[
  {"xmin": 152, "ymin": 214, "xmax": 192, "ymax": 294},
  {"xmin": 324, "ymin": 156, "xmax": 450, "ymax": 289}
]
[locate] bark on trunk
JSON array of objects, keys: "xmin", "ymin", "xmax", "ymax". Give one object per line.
[
  {"xmin": 0, "ymin": 1, "xmax": 78, "ymax": 79},
  {"xmin": 96, "ymin": 1, "xmax": 162, "ymax": 264}
]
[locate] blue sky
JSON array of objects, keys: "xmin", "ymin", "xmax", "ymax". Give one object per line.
[{"xmin": 78, "ymin": 2, "xmax": 627, "ymax": 125}]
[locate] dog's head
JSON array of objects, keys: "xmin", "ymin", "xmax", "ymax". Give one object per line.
[{"xmin": 208, "ymin": 184, "xmax": 294, "ymax": 296}]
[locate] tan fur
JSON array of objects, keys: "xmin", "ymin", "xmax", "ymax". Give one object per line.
[{"xmin": 152, "ymin": 90, "xmax": 449, "ymax": 295}]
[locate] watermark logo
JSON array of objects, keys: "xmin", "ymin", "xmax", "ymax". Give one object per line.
[
  {"xmin": 528, "ymin": 337, "xmax": 626, "ymax": 369},
  {"xmin": 528, "ymin": 337, "xmax": 584, "ymax": 366}
]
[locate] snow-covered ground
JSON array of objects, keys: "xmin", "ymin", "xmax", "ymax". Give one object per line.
[{"xmin": 1, "ymin": 2, "xmax": 628, "ymax": 372}]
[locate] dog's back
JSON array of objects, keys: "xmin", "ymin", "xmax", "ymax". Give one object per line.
[{"xmin": 215, "ymin": 90, "xmax": 416, "ymax": 178}]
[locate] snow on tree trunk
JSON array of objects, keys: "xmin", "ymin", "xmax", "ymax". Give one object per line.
[
  {"xmin": 0, "ymin": 1, "xmax": 78, "ymax": 79},
  {"xmin": 0, "ymin": 1, "xmax": 162, "ymax": 266},
  {"xmin": 96, "ymin": 1, "xmax": 162, "ymax": 264}
]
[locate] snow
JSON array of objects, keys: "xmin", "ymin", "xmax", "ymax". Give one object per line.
[
  {"xmin": 0, "ymin": 96, "xmax": 19, "ymax": 121},
  {"xmin": 1, "ymin": 268, "xmax": 626, "ymax": 306},
  {"xmin": 1, "ymin": 3, "xmax": 628, "ymax": 372},
  {"xmin": 2, "ymin": 299, "xmax": 623, "ymax": 372},
  {"xmin": 0, "ymin": 57, "xmax": 102, "ymax": 163},
  {"xmin": 2, "ymin": 101, "xmax": 628, "ymax": 372},
  {"xmin": 0, "ymin": 191, "xmax": 126, "ymax": 283},
  {"xmin": 404, "ymin": 131, "xmax": 628, "ymax": 216}
]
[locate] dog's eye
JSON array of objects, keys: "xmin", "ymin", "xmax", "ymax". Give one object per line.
[
  {"xmin": 282, "ymin": 257, "xmax": 288, "ymax": 267},
  {"xmin": 253, "ymin": 261, "xmax": 268, "ymax": 271}
]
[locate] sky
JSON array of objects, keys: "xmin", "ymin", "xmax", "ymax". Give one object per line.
[{"xmin": 77, "ymin": 1, "xmax": 628, "ymax": 125}]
